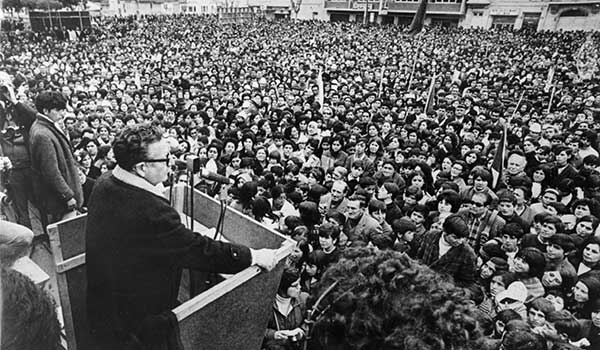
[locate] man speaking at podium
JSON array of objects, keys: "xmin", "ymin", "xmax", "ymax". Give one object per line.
[{"xmin": 85, "ymin": 123, "xmax": 278, "ymax": 350}]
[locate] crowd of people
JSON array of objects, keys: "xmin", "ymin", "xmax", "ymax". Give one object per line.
[{"xmin": 2, "ymin": 13, "xmax": 600, "ymax": 350}]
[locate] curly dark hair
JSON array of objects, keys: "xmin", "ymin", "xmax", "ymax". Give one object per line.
[
  {"xmin": 112, "ymin": 123, "xmax": 163, "ymax": 171},
  {"xmin": 1, "ymin": 267, "xmax": 61, "ymax": 350},
  {"xmin": 308, "ymin": 248, "xmax": 484, "ymax": 350}
]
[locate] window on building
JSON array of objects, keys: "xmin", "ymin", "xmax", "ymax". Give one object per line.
[
  {"xmin": 561, "ymin": 9, "xmax": 588, "ymax": 17},
  {"xmin": 473, "ymin": 11, "xmax": 483, "ymax": 16}
]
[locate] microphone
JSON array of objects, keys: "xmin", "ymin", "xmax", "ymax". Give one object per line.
[
  {"xmin": 181, "ymin": 156, "xmax": 232, "ymax": 185},
  {"xmin": 199, "ymin": 169, "xmax": 232, "ymax": 185}
]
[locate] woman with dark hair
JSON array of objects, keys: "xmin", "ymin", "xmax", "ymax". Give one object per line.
[
  {"xmin": 263, "ymin": 267, "xmax": 309, "ymax": 350},
  {"xmin": 531, "ymin": 164, "xmax": 553, "ymax": 201},
  {"xmin": 567, "ymin": 272, "xmax": 600, "ymax": 319},
  {"xmin": 298, "ymin": 138, "xmax": 321, "ymax": 170},
  {"xmin": 450, "ymin": 159, "xmax": 468, "ymax": 191},
  {"xmin": 511, "ymin": 247, "xmax": 547, "ymax": 302},
  {"xmin": 464, "ymin": 150, "xmax": 482, "ymax": 172},
  {"xmin": 436, "ymin": 189, "xmax": 462, "ymax": 223},
  {"xmin": 239, "ymin": 133, "xmax": 256, "ymax": 159},
  {"xmin": 94, "ymin": 144, "xmax": 112, "ymax": 171},
  {"xmin": 322, "ymin": 135, "xmax": 348, "ymax": 170},
  {"xmin": 283, "ymin": 125, "xmax": 300, "ymax": 143},
  {"xmin": 318, "ymin": 136, "xmax": 334, "ymax": 171},
  {"xmin": 384, "ymin": 134, "xmax": 401, "ymax": 154},
  {"xmin": 230, "ymin": 181, "xmax": 257, "ymax": 216},
  {"xmin": 206, "ymin": 143, "xmax": 226, "ymax": 175},
  {"xmin": 581, "ymin": 297, "xmax": 600, "ymax": 349},
  {"xmin": 75, "ymin": 150, "xmax": 101, "ymax": 179},
  {"xmin": 406, "ymin": 170, "xmax": 434, "ymax": 204},
  {"xmin": 365, "ymin": 137, "xmax": 384, "ymax": 165},
  {"xmin": 308, "ymin": 248, "xmax": 485, "ymax": 350},
  {"xmin": 252, "ymin": 196, "xmax": 279, "ymax": 230},
  {"xmin": 571, "ymin": 215, "xmax": 600, "ymax": 248},
  {"xmin": 571, "ymin": 236, "xmax": 600, "ymax": 276},
  {"xmin": 222, "ymin": 138, "xmax": 238, "ymax": 157},
  {"xmin": 433, "ymin": 155, "xmax": 455, "ymax": 181},
  {"xmin": 254, "ymin": 146, "xmax": 268, "ymax": 171},
  {"xmin": 298, "ymin": 201, "xmax": 321, "ymax": 235},
  {"xmin": 572, "ymin": 198, "xmax": 600, "ymax": 220},
  {"xmin": 300, "ymin": 250, "xmax": 327, "ymax": 294},
  {"xmin": 225, "ymin": 151, "xmax": 242, "ymax": 177}
]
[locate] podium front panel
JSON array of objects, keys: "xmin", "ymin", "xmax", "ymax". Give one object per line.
[{"xmin": 177, "ymin": 261, "xmax": 285, "ymax": 350}]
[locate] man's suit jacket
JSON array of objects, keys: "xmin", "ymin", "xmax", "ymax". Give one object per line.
[
  {"xmin": 86, "ymin": 172, "xmax": 253, "ymax": 349},
  {"xmin": 344, "ymin": 212, "xmax": 385, "ymax": 247},
  {"xmin": 29, "ymin": 116, "xmax": 83, "ymax": 216}
]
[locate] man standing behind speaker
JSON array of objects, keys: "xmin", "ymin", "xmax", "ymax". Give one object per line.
[
  {"xmin": 29, "ymin": 91, "xmax": 82, "ymax": 225},
  {"xmin": 86, "ymin": 123, "xmax": 278, "ymax": 350}
]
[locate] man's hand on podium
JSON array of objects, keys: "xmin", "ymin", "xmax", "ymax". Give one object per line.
[{"xmin": 250, "ymin": 249, "xmax": 278, "ymax": 271}]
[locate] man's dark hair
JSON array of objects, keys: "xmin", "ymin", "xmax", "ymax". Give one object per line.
[
  {"xmin": 500, "ymin": 223, "xmax": 525, "ymax": 240},
  {"xmin": 1, "ymin": 267, "xmax": 61, "ymax": 350},
  {"xmin": 443, "ymin": 214, "xmax": 469, "ymax": 238},
  {"xmin": 113, "ymin": 124, "xmax": 163, "ymax": 171},
  {"xmin": 318, "ymin": 222, "xmax": 340, "ymax": 241},
  {"xmin": 34, "ymin": 90, "xmax": 68, "ymax": 113},
  {"xmin": 495, "ymin": 309, "xmax": 522, "ymax": 325},
  {"xmin": 501, "ymin": 330, "xmax": 547, "ymax": 350}
]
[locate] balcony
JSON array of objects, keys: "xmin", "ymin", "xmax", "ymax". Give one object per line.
[{"xmin": 325, "ymin": 0, "xmax": 464, "ymax": 14}]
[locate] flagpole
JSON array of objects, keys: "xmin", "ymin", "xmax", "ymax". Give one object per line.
[
  {"xmin": 509, "ymin": 91, "xmax": 526, "ymax": 125},
  {"xmin": 425, "ymin": 70, "xmax": 437, "ymax": 115},
  {"xmin": 493, "ymin": 91, "xmax": 525, "ymax": 189},
  {"xmin": 378, "ymin": 63, "xmax": 385, "ymax": 98},
  {"xmin": 547, "ymin": 85, "xmax": 556, "ymax": 113},
  {"xmin": 406, "ymin": 53, "xmax": 417, "ymax": 91}
]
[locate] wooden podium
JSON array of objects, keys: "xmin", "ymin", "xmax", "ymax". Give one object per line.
[{"xmin": 47, "ymin": 184, "xmax": 295, "ymax": 350}]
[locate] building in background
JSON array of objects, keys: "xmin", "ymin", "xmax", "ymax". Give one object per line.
[
  {"xmin": 325, "ymin": 0, "xmax": 466, "ymax": 26},
  {"xmin": 463, "ymin": 0, "xmax": 600, "ymax": 31},
  {"xmin": 90, "ymin": 0, "xmax": 600, "ymax": 31},
  {"xmin": 94, "ymin": 0, "xmax": 328, "ymax": 19}
]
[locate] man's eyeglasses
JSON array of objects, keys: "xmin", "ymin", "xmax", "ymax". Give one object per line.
[
  {"xmin": 143, "ymin": 154, "xmax": 171, "ymax": 166},
  {"xmin": 470, "ymin": 201, "xmax": 486, "ymax": 208}
]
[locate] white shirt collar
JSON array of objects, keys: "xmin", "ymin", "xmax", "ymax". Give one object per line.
[{"xmin": 112, "ymin": 165, "xmax": 166, "ymax": 199}]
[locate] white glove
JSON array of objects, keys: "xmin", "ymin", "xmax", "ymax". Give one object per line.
[{"xmin": 251, "ymin": 248, "xmax": 278, "ymax": 271}]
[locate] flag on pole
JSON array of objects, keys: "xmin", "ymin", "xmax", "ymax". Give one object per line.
[
  {"xmin": 491, "ymin": 123, "xmax": 507, "ymax": 189},
  {"xmin": 407, "ymin": 0, "xmax": 428, "ymax": 36}
]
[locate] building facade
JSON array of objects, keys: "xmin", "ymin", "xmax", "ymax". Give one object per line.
[
  {"xmin": 97, "ymin": 0, "xmax": 328, "ymax": 19},
  {"xmin": 93, "ymin": 0, "xmax": 600, "ymax": 31},
  {"xmin": 463, "ymin": 0, "xmax": 600, "ymax": 31},
  {"xmin": 323, "ymin": 0, "xmax": 600, "ymax": 30},
  {"xmin": 325, "ymin": 0, "xmax": 466, "ymax": 26}
]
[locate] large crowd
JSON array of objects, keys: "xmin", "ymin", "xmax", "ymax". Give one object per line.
[{"xmin": 2, "ymin": 13, "xmax": 600, "ymax": 350}]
